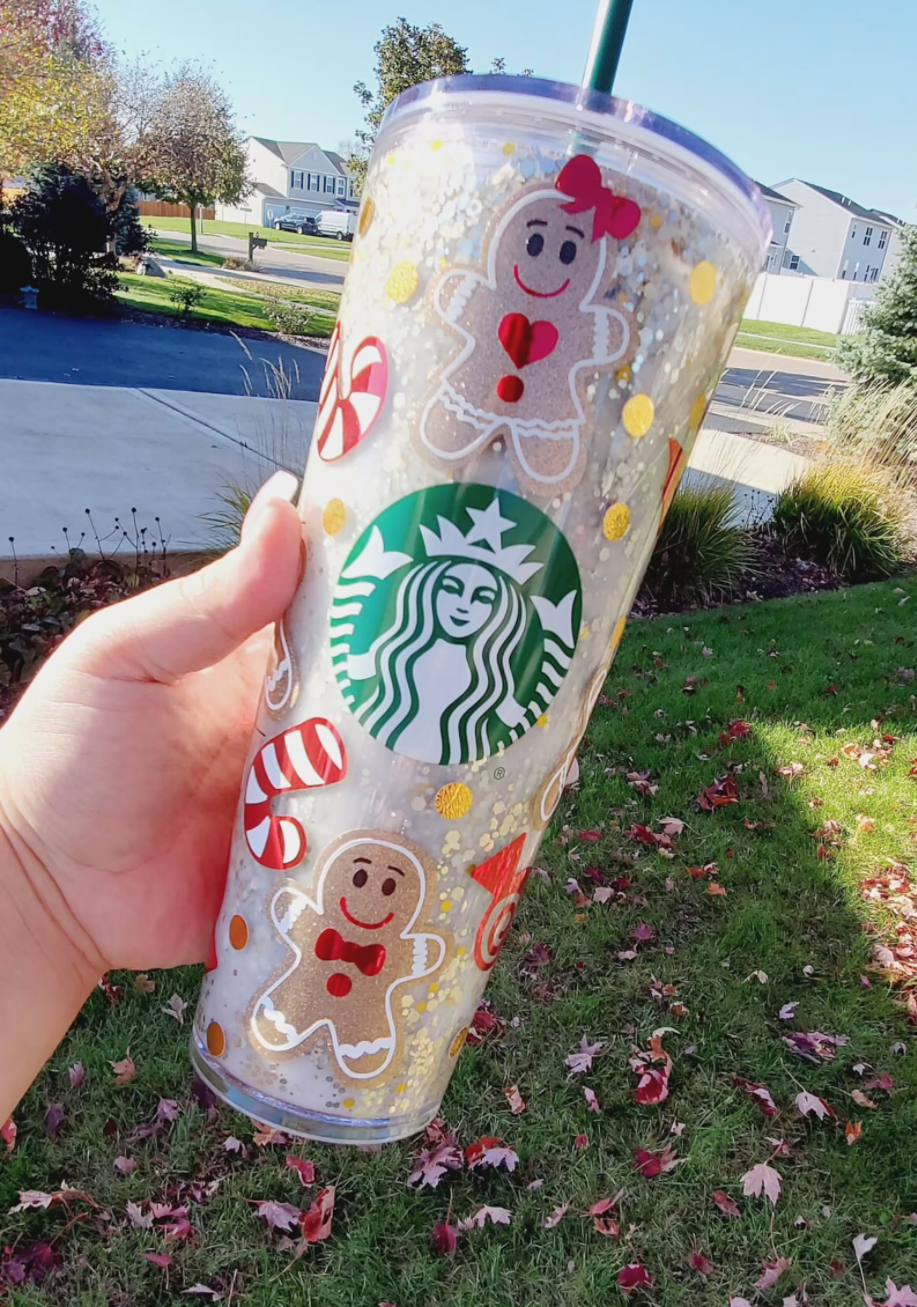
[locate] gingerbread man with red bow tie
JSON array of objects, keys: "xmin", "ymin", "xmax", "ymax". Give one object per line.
[
  {"xmin": 251, "ymin": 832, "xmax": 451, "ymax": 1080},
  {"xmin": 419, "ymin": 154, "xmax": 640, "ymax": 496}
]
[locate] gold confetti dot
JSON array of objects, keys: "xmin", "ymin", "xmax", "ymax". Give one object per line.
[
  {"xmin": 206, "ymin": 1021, "xmax": 225, "ymax": 1057},
  {"xmin": 396, "ymin": 1083, "xmax": 407, "ymax": 1094},
  {"xmin": 502, "ymin": 142, "xmax": 516, "ymax": 156},
  {"xmin": 616, "ymin": 364, "xmax": 631, "ymax": 385},
  {"xmin": 322, "ymin": 498, "xmax": 347, "ymax": 535},
  {"xmin": 429, "ymin": 983, "xmax": 440, "ymax": 994},
  {"xmin": 435, "ymin": 782, "xmax": 473, "ymax": 819},
  {"xmin": 358, "ymin": 197, "xmax": 374, "ymax": 237},
  {"xmin": 431, "ymin": 139, "xmax": 443, "ymax": 151},
  {"xmin": 343, "ymin": 1097, "xmax": 355, "ymax": 1110},
  {"xmin": 386, "ymin": 261, "xmax": 419, "ymax": 304},
  {"xmin": 441, "ymin": 900, "xmax": 452, "ymax": 911},
  {"xmin": 611, "ymin": 615, "xmax": 627, "ymax": 651},
  {"xmin": 229, "ymin": 915, "xmax": 248, "ymax": 950},
  {"xmin": 603, "ymin": 502, "xmax": 631, "ymax": 541},
  {"xmin": 537, "ymin": 714, "xmax": 549, "ymax": 728},
  {"xmin": 690, "ymin": 260, "xmax": 717, "ymax": 305},
  {"xmin": 457, "ymin": 946, "xmax": 467, "ymax": 957},
  {"xmin": 416, "ymin": 1002, "xmax": 428, "ymax": 1013},
  {"xmin": 386, "ymin": 152, "xmax": 395, "ymax": 166},
  {"xmin": 449, "ymin": 1029, "xmax": 468, "ymax": 1058},
  {"xmin": 689, "ymin": 392, "xmax": 708, "ymax": 433},
  {"xmin": 623, "ymin": 393, "xmax": 655, "ymax": 438},
  {"xmin": 650, "ymin": 213, "xmax": 663, "ymax": 230}
]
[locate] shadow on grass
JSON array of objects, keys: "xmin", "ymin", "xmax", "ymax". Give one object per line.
[{"xmin": 2, "ymin": 583, "xmax": 916, "ymax": 1306}]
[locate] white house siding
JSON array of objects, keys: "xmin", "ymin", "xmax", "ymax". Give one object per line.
[
  {"xmin": 835, "ymin": 218, "xmax": 891, "ymax": 284},
  {"xmin": 761, "ymin": 198, "xmax": 796, "ymax": 272},
  {"xmin": 774, "ymin": 181, "xmax": 849, "ymax": 277}
]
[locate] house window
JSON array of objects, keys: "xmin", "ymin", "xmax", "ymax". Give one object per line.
[
  {"xmin": 864, "ymin": 225, "xmax": 873, "ymax": 246},
  {"xmin": 851, "ymin": 224, "xmax": 857, "ymax": 240},
  {"xmin": 290, "ymin": 170, "xmax": 304, "ymax": 190},
  {"xmin": 324, "ymin": 175, "xmax": 336, "ymax": 193},
  {"xmin": 853, "ymin": 262, "xmax": 860, "ymax": 280},
  {"xmin": 788, "ymin": 254, "xmax": 800, "ymax": 271},
  {"xmin": 840, "ymin": 260, "xmax": 848, "ymax": 279},
  {"xmin": 878, "ymin": 229, "xmax": 888, "ymax": 249},
  {"xmin": 337, "ymin": 177, "xmax": 346, "ymax": 196},
  {"xmin": 784, "ymin": 213, "xmax": 792, "ymax": 234},
  {"xmin": 308, "ymin": 173, "xmax": 320, "ymax": 191}
]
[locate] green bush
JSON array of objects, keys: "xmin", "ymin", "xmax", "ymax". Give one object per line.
[
  {"xmin": 10, "ymin": 164, "xmax": 118, "ymax": 309},
  {"xmin": 772, "ymin": 459, "xmax": 909, "ymax": 580},
  {"xmin": 263, "ymin": 297, "xmax": 317, "ymax": 336},
  {"xmin": 642, "ymin": 482, "xmax": 755, "ymax": 602},
  {"xmin": 168, "ymin": 279, "xmax": 204, "ymax": 314},
  {"xmin": 0, "ymin": 228, "xmax": 32, "ymax": 293}
]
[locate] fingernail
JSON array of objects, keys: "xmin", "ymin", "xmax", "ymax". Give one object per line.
[{"xmin": 248, "ymin": 469, "xmax": 300, "ymax": 517}]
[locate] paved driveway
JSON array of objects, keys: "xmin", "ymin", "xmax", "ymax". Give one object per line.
[
  {"xmin": 156, "ymin": 228, "xmax": 347, "ymax": 293},
  {"xmin": 0, "ymin": 308, "xmax": 326, "ymax": 398}
]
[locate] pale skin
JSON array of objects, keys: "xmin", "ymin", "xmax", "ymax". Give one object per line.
[{"xmin": 0, "ymin": 470, "xmax": 303, "ymax": 1122}]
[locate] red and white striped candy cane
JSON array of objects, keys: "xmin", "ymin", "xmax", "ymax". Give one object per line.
[
  {"xmin": 244, "ymin": 718, "xmax": 347, "ymax": 871},
  {"xmin": 315, "ymin": 322, "xmax": 389, "ymax": 462}
]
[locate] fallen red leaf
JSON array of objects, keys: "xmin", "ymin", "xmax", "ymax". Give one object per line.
[
  {"xmin": 845, "ymin": 1121, "xmax": 863, "ymax": 1145},
  {"xmin": 431, "ymin": 1218, "xmax": 459, "ymax": 1256},
  {"xmin": 255, "ymin": 1200, "xmax": 301, "ymax": 1232},
  {"xmin": 688, "ymin": 1246, "xmax": 715, "ymax": 1275},
  {"xmin": 578, "ymin": 829, "xmax": 603, "ymax": 843},
  {"xmin": 593, "ymin": 1217, "xmax": 620, "ymax": 1237},
  {"xmin": 633, "ymin": 1144, "xmax": 678, "ymax": 1178},
  {"xmin": 286, "ymin": 1156, "xmax": 316, "ymax": 1186},
  {"xmin": 697, "ymin": 775, "xmax": 739, "ymax": 811},
  {"xmin": 504, "ymin": 1085, "xmax": 526, "ymax": 1115},
  {"xmin": 618, "ymin": 1263, "xmax": 654, "ymax": 1293},
  {"xmin": 734, "ymin": 1076, "xmax": 778, "ymax": 1117},
  {"xmin": 712, "ymin": 1189, "xmax": 741, "ymax": 1217},
  {"xmin": 110, "ymin": 1055, "xmax": 136, "ymax": 1087},
  {"xmin": 142, "ymin": 1253, "xmax": 172, "ymax": 1269},
  {"xmin": 543, "ymin": 1202, "xmax": 569, "ymax": 1228},
  {"xmin": 755, "ymin": 1257, "xmax": 792, "ymax": 1289},
  {"xmin": 729, "ymin": 720, "xmax": 752, "ymax": 738},
  {"xmin": 1, "ymin": 1118, "xmax": 16, "ymax": 1153},
  {"xmin": 707, "ymin": 882, "xmax": 728, "ymax": 896},
  {"xmin": 410, "ymin": 1136, "xmax": 463, "ymax": 1188},
  {"xmin": 863, "ymin": 1072, "xmax": 895, "ymax": 1094},
  {"xmin": 573, "ymin": 1134, "xmax": 589, "ymax": 1149},
  {"xmin": 300, "ymin": 1186, "xmax": 335, "ymax": 1244}
]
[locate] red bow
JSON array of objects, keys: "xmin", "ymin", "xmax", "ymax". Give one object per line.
[
  {"xmin": 556, "ymin": 154, "xmax": 641, "ymax": 243},
  {"xmin": 315, "ymin": 927, "xmax": 386, "ymax": 976}
]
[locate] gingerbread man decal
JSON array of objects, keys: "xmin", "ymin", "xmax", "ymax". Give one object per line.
[
  {"xmin": 251, "ymin": 832, "xmax": 450, "ymax": 1080},
  {"xmin": 420, "ymin": 155, "xmax": 641, "ymax": 495}
]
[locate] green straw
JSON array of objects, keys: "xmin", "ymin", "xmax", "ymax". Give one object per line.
[{"xmin": 582, "ymin": 0, "xmax": 634, "ymax": 94}]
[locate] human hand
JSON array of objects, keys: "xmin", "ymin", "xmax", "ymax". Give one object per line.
[{"xmin": 0, "ymin": 470, "xmax": 303, "ymax": 978}]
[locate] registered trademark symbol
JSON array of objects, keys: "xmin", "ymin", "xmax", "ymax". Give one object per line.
[{"xmin": 494, "ymin": 766, "xmax": 506, "ymax": 781}]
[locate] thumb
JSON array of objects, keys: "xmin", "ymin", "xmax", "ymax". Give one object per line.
[{"xmin": 71, "ymin": 471, "xmax": 304, "ymax": 683}]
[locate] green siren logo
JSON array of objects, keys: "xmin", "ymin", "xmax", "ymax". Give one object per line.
[{"xmin": 330, "ymin": 485, "xmax": 582, "ymax": 766}]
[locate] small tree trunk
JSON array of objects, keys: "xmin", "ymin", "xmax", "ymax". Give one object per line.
[{"xmin": 189, "ymin": 203, "xmax": 198, "ymax": 253}]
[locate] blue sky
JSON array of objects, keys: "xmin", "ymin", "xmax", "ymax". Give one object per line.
[{"xmin": 93, "ymin": 0, "xmax": 914, "ymax": 220}]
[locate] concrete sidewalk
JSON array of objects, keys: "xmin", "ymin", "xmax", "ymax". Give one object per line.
[{"xmin": 0, "ymin": 379, "xmax": 316, "ymax": 562}]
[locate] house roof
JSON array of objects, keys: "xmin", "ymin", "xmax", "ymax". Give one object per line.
[
  {"xmin": 871, "ymin": 208, "xmax": 908, "ymax": 229},
  {"xmin": 774, "ymin": 179, "xmax": 899, "ymax": 227},
  {"xmin": 253, "ymin": 182, "xmax": 286, "ymax": 198},
  {"xmin": 251, "ymin": 137, "xmax": 349, "ymax": 174},
  {"xmin": 754, "ymin": 180, "xmax": 798, "ymax": 206}
]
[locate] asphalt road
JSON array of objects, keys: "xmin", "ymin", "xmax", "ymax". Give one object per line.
[
  {"xmin": 0, "ymin": 308, "xmax": 327, "ymax": 398},
  {"xmin": 709, "ymin": 344, "xmax": 845, "ymax": 433},
  {"xmin": 158, "ymin": 227, "xmax": 347, "ymax": 293}
]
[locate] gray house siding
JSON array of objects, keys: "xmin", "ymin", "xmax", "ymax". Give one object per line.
[{"xmin": 774, "ymin": 180, "xmax": 848, "ymax": 277}]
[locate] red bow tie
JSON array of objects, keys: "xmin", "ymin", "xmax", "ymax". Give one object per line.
[{"xmin": 315, "ymin": 927, "xmax": 386, "ymax": 977}]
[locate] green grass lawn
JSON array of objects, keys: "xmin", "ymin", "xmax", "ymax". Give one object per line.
[
  {"xmin": 140, "ymin": 216, "xmax": 353, "ymax": 262},
  {"xmin": 146, "ymin": 238, "xmax": 225, "ymax": 269},
  {"xmin": 115, "ymin": 273, "xmax": 336, "ymax": 338},
  {"xmin": 736, "ymin": 319, "xmax": 839, "ymax": 362},
  {"xmin": 3, "ymin": 581, "xmax": 917, "ymax": 1305}
]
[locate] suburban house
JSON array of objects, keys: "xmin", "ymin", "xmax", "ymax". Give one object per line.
[
  {"xmin": 871, "ymin": 210, "xmax": 910, "ymax": 283},
  {"xmin": 754, "ymin": 181, "xmax": 798, "ymax": 273},
  {"xmin": 216, "ymin": 137, "xmax": 357, "ymax": 227},
  {"xmin": 772, "ymin": 179, "xmax": 898, "ymax": 283}
]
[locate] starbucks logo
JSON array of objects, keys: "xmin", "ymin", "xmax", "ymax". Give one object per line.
[{"xmin": 330, "ymin": 484, "xmax": 582, "ymax": 766}]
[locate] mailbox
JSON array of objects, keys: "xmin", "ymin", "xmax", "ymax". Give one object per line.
[{"xmin": 248, "ymin": 232, "xmax": 268, "ymax": 262}]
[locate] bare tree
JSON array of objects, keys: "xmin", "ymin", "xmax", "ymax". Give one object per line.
[{"xmin": 144, "ymin": 63, "xmax": 250, "ymax": 252}]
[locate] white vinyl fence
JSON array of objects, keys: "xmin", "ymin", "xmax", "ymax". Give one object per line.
[{"xmin": 744, "ymin": 272, "xmax": 874, "ymax": 335}]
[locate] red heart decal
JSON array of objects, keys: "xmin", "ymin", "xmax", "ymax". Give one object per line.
[{"xmin": 498, "ymin": 313, "xmax": 559, "ymax": 369}]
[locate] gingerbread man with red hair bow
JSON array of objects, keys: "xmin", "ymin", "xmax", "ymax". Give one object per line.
[{"xmin": 419, "ymin": 155, "xmax": 641, "ymax": 496}]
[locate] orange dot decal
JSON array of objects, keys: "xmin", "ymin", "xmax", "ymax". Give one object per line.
[
  {"xmin": 229, "ymin": 915, "xmax": 249, "ymax": 950},
  {"xmin": 206, "ymin": 1021, "xmax": 226, "ymax": 1057}
]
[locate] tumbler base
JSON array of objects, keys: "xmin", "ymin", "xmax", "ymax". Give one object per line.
[{"xmin": 190, "ymin": 1038, "xmax": 440, "ymax": 1145}]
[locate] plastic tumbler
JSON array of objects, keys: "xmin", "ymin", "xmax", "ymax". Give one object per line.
[{"xmin": 192, "ymin": 75, "xmax": 771, "ymax": 1143}]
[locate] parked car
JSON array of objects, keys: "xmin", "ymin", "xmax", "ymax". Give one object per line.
[
  {"xmin": 316, "ymin": 210, "xmax": 357, "ymax": 241},
  {"xmin": 273, "ymin": 213, "xmax": 318, "ymax": 235}
]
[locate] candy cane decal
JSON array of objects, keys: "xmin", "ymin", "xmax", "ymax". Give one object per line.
[
  {"xmin": 315, "ymin": 321, "xmax": 389, "ymax": 462},
  {"xmin": 468, "ymin": 835, "xmax": 530, "ymax": 971},
  {"xmin": 244, "ymin": 718, "xmax": 347, "ymax": 871}
]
